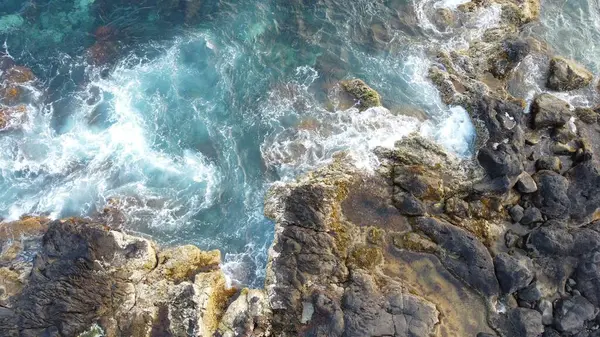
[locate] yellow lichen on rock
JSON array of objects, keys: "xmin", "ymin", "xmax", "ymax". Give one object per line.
[
  {"xmin": 196, "ymin": 271, "xmax": 238, "ymax": 335},
  {"xmin": 156, "ymin": 245, "xmax": 221, "ymax": 282},
  {"xmin": 0, "ymin": 216, "xmax": 50, "ymax": 240},
  {"xmin": 0, "ymin": 267, "xmax": 23, "ymax": 304},
  {"xmin": 347, "ymin": 245, "xmax": 384, "ymax": 270},
  {"xmin": 393, "ymin": 232, "xmax": 439, "ymax": 254}
]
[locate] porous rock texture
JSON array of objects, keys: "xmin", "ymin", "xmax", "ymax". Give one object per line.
[{"xmin": 5, "ymin": 0, "xmax": 600, "ymax": 336}]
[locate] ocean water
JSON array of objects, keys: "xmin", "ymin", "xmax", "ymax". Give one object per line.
[{"xmin": 2, "ymin": 0, "xmax": 593, "ymax": 286}]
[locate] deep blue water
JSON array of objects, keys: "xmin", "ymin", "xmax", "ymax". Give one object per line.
[{"xmin": 1, "ymin": 0, "xmax": 594, "ymax": 286}]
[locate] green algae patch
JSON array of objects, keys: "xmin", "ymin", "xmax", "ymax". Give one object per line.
[
  {"xmin": 0, "ymin": 15, "xmax": 24, "ymax": 33},
  {"xmin": 367, "ymin": 227, "xmax": 385, "ymax": 245},
  {"xmin": 348, "ymin": 245, "xmax": 383, "ymax": 270},
  {"xmin": 340, "ymin": 79, "xmax": 382, "ymax": 111}
]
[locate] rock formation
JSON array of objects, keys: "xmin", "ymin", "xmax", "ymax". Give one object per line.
[
  {"xmin": 547, "ymin": 57, "xmax": 593, "ymax": 92},
  {"xmin": 4, "ymin": 0, "xmax": 600, "ymax": 336}
]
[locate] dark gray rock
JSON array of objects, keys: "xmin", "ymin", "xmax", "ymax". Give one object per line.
[
  {"xmin": 533, "ymin": 256, "xmax": 578, "ymax": 297},
  {"xmin": 414, "ymin": 217, "xmax": 499, "ymax": 297},
  {"xmin": 518, "ymin": 282, "xmax": 543, "ymax": 302},
  {"xmin": 566, "ymin": 162, "xmax": 600, "ymax": 223},
  {"xmin": 521, "ymin": 207, "xmax": 543, "ymax": 226},
  {"xmin": 533, "ymin": 170, "xmax": 570, "ymax": 219},
  {"xmin": 572, "ymin": 229, "xmax": 600, "ymax": 256},
  {"xmin": 492, "ymin": 308, "xmax": 544, "ymax": 337},
  {"xmin": 473, "ymin": 175, "xmax": 512, "ymax": 194},
  {"xmin": 494, "ymin": 253, "xmax": 534, "ymax": 294},
  {"xmin": 575, "ymin": 251, "xmax": 600, "ymax": 307},
  {"xmin": 505, "ymin": 38, "xmax": 531, "ymax": 64},
  {"xmin": 393, "ymin": 191, "xmax": 426, "ymax": 216},
  {"xmin": 517, "ymin": 172, "xmax": 538, "ymax": 193},
  {"xmin": 509, "ymin": 205, "xmax": 524, "ymax": 223},
  {"xmin": 284, "ymin": 184, "xmax": 329, "ymax": 231},
  {"xmin": 547, "ymin": 56, "xmax": 593, "ymax": 92},
  {"xmin": 554, "ymin": 295, "xmax": 596, "ymax": 333},
  {"xmin": 531, "ymin": 94, "xmax": 572, "ymax": 129},
  {"xmin": 536, "ymin": 156, "xmax": 562, "ymax": 173},
  {"xmin": 478, "ymin": 147, "xmax": 523, "ymax": 179},
  {"xmin": 342, "ymin": 271, "xmax": 439, "ymax": 337},
  {"xmin": 543, "ymin": 328, "xmax": 562, "ymax": 337},
  {"xmin": 528, "ymin": 226, "xmax": 574, "ymax": 256},
  {"xmin": 387, "ymin": 290, "xmax": 440, "ymax": 337}
]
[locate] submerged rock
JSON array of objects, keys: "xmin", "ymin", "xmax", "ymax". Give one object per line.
[{"xmin": 547, "ymin": 56, "xmax": 593, "ymax": 91}]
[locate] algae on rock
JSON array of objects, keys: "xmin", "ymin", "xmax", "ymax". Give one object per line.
[{"xmin": 340, "ymin": 79, "xmax": 382, "ymax": 111}]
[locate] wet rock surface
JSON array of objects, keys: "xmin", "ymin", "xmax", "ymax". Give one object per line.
[
  {"xmin": 3, "ymin": 0, "xmax": 600, "ymax": 336},
  {"xmin": 547, "ymin": 56, "xmax": 593, "ymax": 92}
]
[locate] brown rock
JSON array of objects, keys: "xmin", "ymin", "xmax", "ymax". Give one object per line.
[
  {"xmin": 156, "ymin": 245, "xmax": 221, "ymax": 282},
  {"xmin": 340, "ymin": 79, "xmax": 382, "ymax": 111},
  {"xmin": 547, "ymin": 56, "xmax": 593, "ymax": 91}
]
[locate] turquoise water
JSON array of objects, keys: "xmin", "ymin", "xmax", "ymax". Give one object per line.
[{"xmin": 0, "ymin": 0, "xmax": 550, "ymax": 286}]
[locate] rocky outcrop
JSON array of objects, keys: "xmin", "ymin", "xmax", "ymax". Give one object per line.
[
  {"xmin": 3, "ymin": 0, "xmax": 600, "ymax": 336},
  {"xmin": 0, "ymin": 218, "xmax": 268, "ymax": 337},
  {"xmin": 340, "ymin": 79, "xmax": 382, "ymax": 111},
  {"xmin": 547, "ymin": 56, "xmax": 593, "ymax": 91}
]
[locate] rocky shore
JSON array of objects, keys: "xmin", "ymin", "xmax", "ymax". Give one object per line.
[{"xmin": 2, "ymin": 0, "xmax": 600, "ymax": 336}]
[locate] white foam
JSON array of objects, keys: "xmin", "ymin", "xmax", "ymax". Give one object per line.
[
  {"xmin": 421, "ymin": 106, "xmax": 475, "ymax": 156},
  {"xmin": 433, "ymin": 0, "xmax": 470, "ymax": 10},
  {"xmin": 0, "ymin": 38, "xmax": 221, "ymax": 223}
]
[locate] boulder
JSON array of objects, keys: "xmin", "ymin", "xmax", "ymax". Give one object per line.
[
  {"xmin": 517, "ymin": 282, "xmax": 543, "ymax": 302},
  {"xmin": 494, "ymin": 253, "xmax": 534, "ymax": 294},
  {"xmin": 565, "ymin": 162, "xmax": 600, "ymax": 222},
  {"xmin": 528, "ymin": 225, "xmax": 574, "ymax": 256},
  {"xmin": 536, "ymin": 156, "xmax": 562, "ymax": 173},
  {"xmin": 575, "ymin": 251, "xmax": 600, "ymax": 307},
  {"xmin": 554, "ymin": 295, "xmax": 596, "ymax": 333},
  {"xmin": 576, "ymin": 107, "xmax": 598, "ymax": 124},
  {"xmin": 392, "ymin": 165, "xmax": 443, "ymax": 201},
  {"xmin": 432, "ymin": 7, "xmax": 456, "ymax": 29},
  {"xmin": 531, "ymin": 94, "xmax": 572, "ymax": 129},
  {"xmin": 509, "ymin": 205, "xmax": 524, "ymax": 223},
  {"xmin": 521, "ymin": 207, "xmax": 543, "ymax": 226},
  {"xmin": 492, "ymin": 308, "xmax": 544, "ymax": 337},
  {"xmin": 0, "ymin": 219, "xmax": 238, "ymax": 337},
  {"xmin": 547, "ymin": 56, "xmax": 593, "ymax": 91},
  {"xmin": 477, "ymin": 147, "xmax": 522, "ymax": 179},
  {"xmin": 532, "ymin": 170, "xmax": 570, "ymax": 219},
  {"xmin": 340, "ymin": 79, "xmax": 381, "ymax": 111},
  {"xmin": 516, "ymin": 171, "xmax": 538, "ymax": 193}
]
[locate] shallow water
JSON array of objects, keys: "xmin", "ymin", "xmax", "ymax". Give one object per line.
[{"xmin": 1, "ymin": 0, "xmax": 593, "ymax": 286}]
